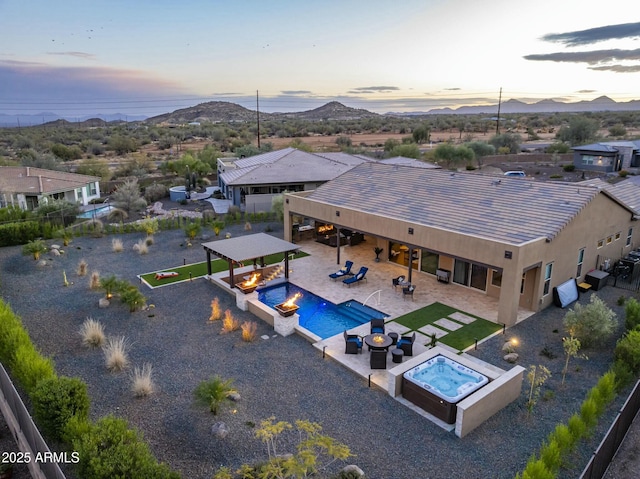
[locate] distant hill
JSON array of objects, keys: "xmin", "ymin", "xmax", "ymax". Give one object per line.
[{"xmin": 0, "ymin": 112, "xmax": 146, "ymax": 128}]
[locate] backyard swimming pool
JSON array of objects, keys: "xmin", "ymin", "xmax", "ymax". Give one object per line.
[
  {"xmin": 77, "ymin": 205, "xmax": 113, "ymax": 219},
  {"xmin": 257, "ymin": 282, "xmax": 386, "ymax": 339}
]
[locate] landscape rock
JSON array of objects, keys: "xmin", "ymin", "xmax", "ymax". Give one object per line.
[
  {"xmin": 51, "ymin": 248, "xmax": 61, "ymax": 256},
  {"xmin": 504, "ymin": 353, "xmax": 519, "ymax": 363},
  {"xmin": 502, "ymin": 341, "xmax": 515, "ymax": 352},
  {"xmin": 98, "ymin": 298, "xmax": 110, "ymax": 308},
  {"xmin": 211, "ymin": 422, "xmax": 229, "ymax": 439},
  {"xmin": 50, "ymin": 244, "xmax": 61, "ymax": 250},
  {"xmin": 227, "ymin": 392, "xmax": 241, "ymax": 402},
  {"xmin": 341, "ymin": 465, "xmax": 365, "ymax": 478}
]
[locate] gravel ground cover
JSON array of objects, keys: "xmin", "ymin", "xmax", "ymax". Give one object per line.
[{"xmin": 0, "ymin": 224, "xmax": 635, "ymax": 479}]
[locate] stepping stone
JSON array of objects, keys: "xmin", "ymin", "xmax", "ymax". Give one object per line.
[
  {"xmin": 418, "ymin": 324, "xmax": 448, "ymax": 338},
  {"xmin": 449, "ymin": 311, "xmax": 477, "ymax": 324},
  {"xmin": 434, "ymin": 318, "xmax": 463, "ymax": 331}
]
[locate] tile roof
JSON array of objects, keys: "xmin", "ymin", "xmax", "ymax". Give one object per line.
[
  {"xmin": 220, "ymin": 148, "xmax": 370, "ymax": 186},
  {"xmin": 304, "ymin": 163, "xmax": 624, "ymax": 245},
  {"xmin": 378, "ymin": 157, "xmax": 440, "ymax": 169},
  {"xmin": 0, "ymin": 167, "xmax": 99, "ymax": 195},
  {"xmin": 579, "ymin": 177, "xmax": 640, "ymax": 213}
]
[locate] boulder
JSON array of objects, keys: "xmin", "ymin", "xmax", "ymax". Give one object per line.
[
  {"xmin": 504, "ymin": 353, "xmax": 519, "ymax": 363},
  {"xmin": 341, "ymin": 465, "xmax": 365, "ymax": 478},
  {"xmin": 211, "ymin": 422, "xmax": 229, "ymax": 439},
  {"xmin": 502, "ymin": 341, "xmax": 515, "ymax": 353},
  {"xmin": 227, "ymin": 392, "xmax": 241, "ymax": 402},
  {"xmin": 98, "ymin": 298, "xmax": 110, "ymax": 308}
]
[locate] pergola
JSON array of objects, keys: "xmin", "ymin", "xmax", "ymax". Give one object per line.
[{"xmin": 202, "ymin": 233, "xmax": 299, "ymax": 288}]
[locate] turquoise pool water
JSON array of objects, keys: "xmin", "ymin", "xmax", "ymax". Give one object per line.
[
  {"xmin": 257, "ymin": 282, "xmax": 386, "ymax": 339},
  {"xmin": 78, "ymin": 205, "xmax": 113, "ymax": 219}
]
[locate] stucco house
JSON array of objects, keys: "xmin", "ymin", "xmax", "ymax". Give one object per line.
[
  {"xmin": 284, "ymin": 163, "xmax": 638, "ymax": 327},
  {"xmin": 572, "ymin": 140, "xmax": 640, "ymax": 173},
  {"xmin": 0, "ymin": 166, "xmax": 101, "ymax": 210}
]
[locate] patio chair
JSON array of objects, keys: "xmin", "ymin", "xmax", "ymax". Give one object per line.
[
  {"xmin": 370, "ymin": 349, "xmax": 387, "ymax": 369},
  {"xmin": 397, "ymin": 332, "xmax": 416, "ymax": 356},
  {"xmin": 342, "ymin": 267, "xmax": 368, "ymax": 287},
  {"xmin": 329, "ymin": 260, "xmax": 354, "ymax": 280},
  {"xmin": 344, "ymin": 331, "xmax": 363, "ymax": 354},
  {"xmin": 370, "ymin": 318, "xmax": 385, "ymax": 335},
  {"xmin": 392, "ymin": 275, "xmax": 406, "ymax": 290},
  {"xmin": 402, "ymin": 284, "xmax": 416, "ymax": 301}
]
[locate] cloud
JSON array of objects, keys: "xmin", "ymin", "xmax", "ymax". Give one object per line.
[
  {"xmin": 524, "ymin": 48, "xmax": 640, "ymax": 64},
  {"xmin": 589, "ymin": 64, "xmax": 640, "ymax": 73},
  {"xmin": 47, "ymin": 51, "xmax": 96, "ymax": 60},
  {"xmin": 349, "ymin": 86, "xmax": 400, "ymax": 94},
  {"xmin": 280, "ymin": 90, "xmax": 312, "ymax": 95},
  {"xmin": 576, "ymin": 89, "xmax": 597, "ymax": 94},
  {"xmin": 444, "ymin": 88, "xmax": 461, "ymax": 91},
  {"xmin": 541, "ymin": 22, "xmax": 640, "ymax": 46}
]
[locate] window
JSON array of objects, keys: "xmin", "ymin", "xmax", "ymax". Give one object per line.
[
  {"xmin": 577, "ymin": 248, "xmax": 585, "ymax": 277},
  {"xmin": 491, "ymin": 270, "xmax": 502, "ymax": 287},
  {"xmin": 615, "ymin": 232, "xmax": 621, "ymax": 241},
  {"xmin": 420, "ymin": 251, "xmax": 439, "ymax": 275},
  {"xmin": 581, "ymin": 155, "xmax": 611, "ymax": 166},
  {"xmin": 597, "ymin": 239, "xmax": 604, "ymax": 249},
  {"xmin": 627, "ymin": 228, "xmax": 633, "ymax": 247},
  {"xmin": 89, "ymin": 182, "xmax": 97, "ymax": 196},
  {"xmin": 543, "ymin": 263, "xmax": 553, "ymax": 296},
  {"xmin": 521, "ymin": 273, "xmax": 526, "ymax": 295},
  {"xmin": 607, "ymin": 236, "xmax": 613, "ymax": 245}
]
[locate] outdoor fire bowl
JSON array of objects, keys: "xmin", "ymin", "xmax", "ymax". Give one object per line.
[
  {"xmin": 274, "ymin": 302, "xmax": 299, "ymax": 317},
  {"xmin": 235, "ymin": 282, "xmax": 258, "ymax": 294}
]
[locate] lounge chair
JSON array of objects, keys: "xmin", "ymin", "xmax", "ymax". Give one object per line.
[
  {"xmin": 370, "ymin": 318, "xmax": 385, "ymax": 335},
  {"xmin": 402, "ymin": 284, "xmax": 416, "ymax": 301},
  {"xmin": 370, "ymin": 349, "xmax": 387, "ymax": 369},
  {"xmin": 397, "ymin": 332, "xmax": 416, "ymax": 356},
  {"xmin": 342, "ymin": 267, "xmax": 368, "ymax": 287},
  {"xmin": 392, "ymin": 275, "xmax": 406, "ymax": 290},
  {"xmin": 329, "ymin": 260, "xmax": 354, "ymax": 280},
  {"xmin": 343, "ymin": 331, "xmax": 363, "ymax": 354}
]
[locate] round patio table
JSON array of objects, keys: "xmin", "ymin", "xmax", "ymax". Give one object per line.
[{"xmin": 364, "ymin": 333, "xmax": 392, "ymax": 351}]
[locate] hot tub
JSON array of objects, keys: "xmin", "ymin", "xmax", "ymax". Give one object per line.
[{"xmin": 402, "ymin": 355, "xmax": 489, "ymax": 424}]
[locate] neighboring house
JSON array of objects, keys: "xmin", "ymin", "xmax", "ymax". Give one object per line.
[
  {"xmin": 0, "ymin": 166, "xmax": 101, "ymax": 211},
  {"xmin": 284, "ymin": 163, "xmax": 638, "ymax": 327},
  {"xmin": 572, "ymin": 140, "xmax": 640, "ymax": 173},
  {"xmin": 217, "ymin": 148, "xmax": 371, "ymax": 213}
]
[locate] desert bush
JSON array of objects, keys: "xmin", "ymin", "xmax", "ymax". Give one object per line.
[
  {"xmin": 221, "ymin": 309, "xmax": 240, "ymax": 333},
  {"xmin": 89, "ymin": 271, "xmax": 100, "ymax": 289},
  {"xmin": 111, "ymin": 237, "xmax": 124, "ymax": 252},
  {"xmin": 592, "ymin": 372, "xmax": 616, "ymax": 408},
  {"xmin": 184, "ymin": 222, "xmax": 201, "ymax": 240},
  {"xmin": 119, "ymin": 284, "xmax": 146, "ymax": 312},
  {"xmin": 72, "ymin": 415, "xmax": 179, "ymax": 479},
  {"xmin": 563, "ymin": 294, "xmax": 618, "ymax": 348},
  {"xmin": 244, "ymin": 221, "xmax": 252, "ymax": 231},
  {"xmin": 563, "ymin": 164, "xmax": 575, "ymax": 172},
  {"xmin": 515, "ymin": 457, "xmax": 554, "ymax": 479},
  {"xmin": 139, "ymin": 216, "xmax": 159, "ymax": 236},
  {"xmin": 209, "ymin": 297, "xmax": 222, "ymax": 321},
  {"xmin": 539, "ymin": 439, "xmax": 562, "ymax": 473},
  {"xmin": 144, "ymin": 183, "xmax": 168, "ymax": 202},
  {"xmin": 133, "ymin": 239, "xmax": 149, "ymax": 254},
  {"xmin": 193, "ymin": 376, "xmax": 237, "ymax": 415},
  {"xmin": 32, "ymin": 376, "xmax": 90, "ymax": 441},
  {"xmin": 0, "ymin": 220, "xmax": 41, "ymax": 246},
  {"xmin": 79, "ymin": 317, "xmax": 105, "ymax": 348},
  {"xmin": 145, "ymin": 236, "xmax": 154, "ymax": 246},
  {"xmin": 11, "ymin": 343, "xmax": 56, "ymax": 395},
  {"xmin": 100, "ymin": 274, "xmax": 119, "ymax": 298},
  {"xmin": 107, "ymin": 207, "xmax": 128, "ymax": 223},
  {"xmin": 103, "ymin": 336, "xmax": 130, "ymax": 372},
  {"xmin": 131, "ymin": 363, "xmax": 154, "ymax": 397},
  {"xmin": 241, "ymin": 321, "xmax": 258, "ymax": 342},
  {"xmin": 579, "ymin": 398, "xmax": 599, "ymax": 430},
  {"xmin": 22, "ymin": 239, "xmax": 48, "ymax": 260},
  {"xmin": 77, "ymin": 259, "xmax": 88, "ymax": 276},
  {"xmin": 610, "ymin": 359, "xmax": 634, "ymax": 391},
  {"xmin": 549, "ymin": 423, "xmax": 574, "ymax": 453},
  {"xmin": 624, "ymin": 297, "xmax": 640, "ymax": 331},
  {"xmin": 567, "ymin": 413, "xmax": 587, "ymax": 443},
  {"xmin": 614, "ymin": 328, "xmax": 640, "ymax": 374}
]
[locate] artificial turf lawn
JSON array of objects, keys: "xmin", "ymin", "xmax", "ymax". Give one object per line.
[
  {"xmin": 393, "ymin": 302, "xmax": 502, "ymax": 351},
  {"xmin": 140, "ymin": 251, "xmax": 309, "ymax": 287}
]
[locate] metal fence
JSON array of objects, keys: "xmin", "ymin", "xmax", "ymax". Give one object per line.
[
  {"xmin": 0, "ymin": 362, "xmax": 66, "ymax": 479},
  {"xmin": 580, "ymin": 379, "xmax": 640, "ymax": 479}
]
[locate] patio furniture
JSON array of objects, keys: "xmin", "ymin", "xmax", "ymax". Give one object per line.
[
  {"xmin": 329, "ymin": 260, "xmax": 354, "ymax": 280},
  {"xmin": 370, "ymin": 349, "xmax": 387, "ymax": 369},
  {"xmin": 397, "ymin": 332, "xmax": 416, "ymax": 356},
  {"xmin": 391, "ymin": 348, "xmax": 404, "ymax": 363},
  {"xmin": 342, "ymin": 266, "xmax": 368, "ymax": 287},
  {"xmin": 364, "ymin": 333, "xmax": 392, "ymax": 351},
  {"xmin": 402, "ymin": 284, "xmax": 416, "ymax": 301},
  {"xmin": 392, "ymin": 275, "xmax": 406, "ymax": 290},
  {"xmin": 343, "ymin": 331, "xmax": 363, "ymax": 354},
  {"xmin": 370, "ymin": 318, "xmax": 385, "ymax": 335},
  {"xmin": 388, "ymin": 332, "xmax": 399, "ymax": 345}
]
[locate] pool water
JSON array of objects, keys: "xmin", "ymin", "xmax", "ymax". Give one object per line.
[
  {"xmin": 257, "ymin": 282, "xmax": 386, "ymax": 339},
  {"xmin": 77, "ymin": 205, "xmax": 113, "ymax": 219}
]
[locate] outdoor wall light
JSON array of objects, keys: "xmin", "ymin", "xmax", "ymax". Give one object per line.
[
  {"xmin": 408, "ymin": 227, "xmax": 414, "ymax": 235},
  {"xmin": 504, "ymin": 251, "xmax": 512, "ymax": 259},
  {"xmin": 336, "ymin": 210, "xmax": 340, "ymax": 217},
  {"xmin": 285, "ymin": 198, "xmax": 289, "ymax": 204}
]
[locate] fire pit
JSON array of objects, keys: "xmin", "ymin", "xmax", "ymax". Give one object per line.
[
  {"xmin": 235, "ymin": 273, "xmax": 260, "ymax": 294},
  {"xmin": 275, "ymin": 292, "xmax": 302, "ymax": 317}
]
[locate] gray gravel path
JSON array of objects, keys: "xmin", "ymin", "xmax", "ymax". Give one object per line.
[{"xmin": 0, "ymin": 225, "xmax": 634, "ymax": 479}]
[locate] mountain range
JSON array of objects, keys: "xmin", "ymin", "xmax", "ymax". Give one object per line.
[{"xmin": 1, "ymin": 96, "xmax": 639, "ymax": 127}]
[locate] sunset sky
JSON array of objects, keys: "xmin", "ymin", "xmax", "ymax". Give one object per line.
[{"xmin": 1, "ymin": 0, "xmax": 639, "ymax": 117}]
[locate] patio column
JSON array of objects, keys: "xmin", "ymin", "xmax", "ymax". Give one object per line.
[
  {"xmin": 206, "ymin": 250, "xmax": 212, "ymax": 276},
  {"xmin": 284, "ymin": 252, "xmax": 290, "ymax": 279},
  {"xmin": 228, "ymin": 259, "xmax": 235, "ymax": 288},
  {"xmin": 336, "ymin": 228, "xmax": 341, "ymax": 265},
  {"xmin": 407, "ymin": 247, "xmax": 414, "ymax": 283}
]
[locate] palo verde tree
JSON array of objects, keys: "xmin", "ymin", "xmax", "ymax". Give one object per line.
[
  {"xmin": 111, "ymin": 179, "xmax": 147, "ymax": 214},
  {"xmin": 556, "ymin": 116, "xmax": 599, "ymax": 146}
]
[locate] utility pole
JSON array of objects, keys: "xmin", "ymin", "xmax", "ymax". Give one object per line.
[
  {"xmin": 256, "ymin": 90, "xmax": 261, "ymax": 149},
  {"xmin": 496, "ymin": 87, "xmax": 502, "ymax": 135}
]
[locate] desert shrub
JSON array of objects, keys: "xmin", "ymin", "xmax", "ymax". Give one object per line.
[
  {"xmin": 184, "ymin": 222, "xmax": 201, "ymax": 240},
  {"xmin": 241, "ymin": 321, "xmax": 258, "ymax": 342},
  {"xmin": 145, "ymin": 236, "xmax": 154, "ymax": 246},
  {"xmin": 614, "ymin": 328, "xmax": 640, "ymax": 374},
  {"xmin": 32, "ymin": 376, "xmax": 90, "ymax": 441},
  {"xmin": 133, "ymin": 239, "xmax": 148, "ymax": 254},
  {"xmin": 107, "ymin": 207, "xmax": 128, "ymax": 223},
  {"xmin": 131, "ymin": 363, "xmax": 154, "ymax": 397},
  {"xmin": 619, "ymin": 170, "xmax": 629, "ymax": 177},
  {"xmin": 579, "ymin": 398, "xmax": 599, "ymax": 430},
  {"xmin": 221, "ymin": 309, "xmax": 240, "ymax": 333},
  {"xmin": 77, "ymin": 259, "xmax": 88, "ymax": 276},
  {"xmin": 193, "ymin": 376, "xmax": 237, "ymax": 415},
  {"xmin": 563, "ymin": 294, "xmax": 618, "ymax": 348},
  {"xmin": 244, "ymin": 221, "xmax": 252, "ymax": 231},
  {"xmin": 592, "ymin": 371, "xmax": 616, "ymax": 408},
  {"xmin": 11, "ymin": 343, "xmax": 56, "ymax": 395},
  {"xmin": 624, "ymin": 297, "xmax": 640, "ymax": 331},
  {"xmin": 209, "ymin": 298, "xmax": 222, "ymax": 321},
  {"xmin": 0, "ymin": 304, "xmax": 32, "ymax": 366},
  {"xmin": 539, "ymin": 439, "xmax": 562, "ymax": 473},
  {"xmin": 515, "ymin": 457, "xmax": 554, "ymax": 479},
  {"xmin": 89, "ymin": 271, "xmax": 101, "ymax": 290},
  {"xmin": 144, "ymin": 183, "xmax": 168, "ymax": 202},
  {"xmin": 563, "ymin": 164, "xmax": 575, "ymax": 172},
  {"xmin": 103, "ymin": 336, "xmax": 129, "ymax": 372},
  {"xmin": 119, "ymin": 284, "xmax": 146, "ymax": 312},
  {"xmin": 22, "ymin": 239, "xmax": 48, "ymax": 260},
  {"xmin": 549, "ymin": 423, "xmax": 574, "ymax": 452},
  {"xmin": 228, "ymin": 205, "xmax": 241, "ymax": 217},
  {"xmin": 567, "ymin": 413, "xmax": 587, "ymax": 442},
  {"xmin": 0, "ymin": 220, "xmax": 41, "ymax": 246},
  {"xmin": 79, "ymin": 317, "xmax": 105, "ymax": 348},
  {"xmin": 610, "ymin": 359, "xmax": 634, "ymax": 391},
  {"xmin": 112, "ymin": 237, "xmax": 124, "ymax": 252},
  {"xmin": 72, "ymin": 415, "xmax": 179, "ymax": 479}
]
